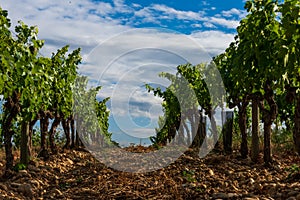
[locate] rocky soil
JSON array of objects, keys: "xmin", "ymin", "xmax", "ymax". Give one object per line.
[{"xmin": 0, "ymin": 146, "xmax": 299, "ymax": 199}]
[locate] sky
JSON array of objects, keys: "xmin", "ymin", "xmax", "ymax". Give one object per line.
[{"xmin": 1, "ymin": 0, "xmax": 247, "ymax": 147}]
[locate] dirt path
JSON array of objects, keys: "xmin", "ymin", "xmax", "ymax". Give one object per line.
[{"xmin": 0, "ymin": 147, "xmax": 299, "ymax": 199}]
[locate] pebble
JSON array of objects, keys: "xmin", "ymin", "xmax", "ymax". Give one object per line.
[
  {"xmin": 18, "ymin": 170, "xmax": 28, "ymax": 174},
  {"xmin": 288, "ymin": 191, "xmax": 300, "ymax": 197},
  {"xmin": 11, "ymin": 182, "xmax": 21, "ymax": 188},
  {"xmin": 227, "ymin": 193, "xmax": 238, "ymax": 198},
  {"xmin": 249, "ymin": 178, "xmax": 255, "ymax": 184},
  {"xmin": 53, "ymin": 188, "xmax": 63, "ymax": 196},
  {"xmin": 0, "ymin": 183, "xmax": 8, "ymax": 191},
  {"xmin": 66, "ymin": 158, "xmax": 74, "ymax": 165},
  {"xmin": 29, "ymin": 180, "xmax": 40, "ymax": 189},
  {"xmin": 27, "ymin": 165, "xmax": 40, "ymax": 172},
  {"xmin": 212, "ymin": 193, "xmax": 228, "ymax": 199},
  {"xmin": 17, "ymin": 184, "xmax": 33, "ymax": 198},
  {"xmin": 209, "ymin": 169, "xmax": 214, "ymax": 176},
  {"xmin": 273, "ymin": 193, "xmax": 283, "ymax": 199}
]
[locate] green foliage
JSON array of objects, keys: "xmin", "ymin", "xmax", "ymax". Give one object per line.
[
  {"xmin": 31, "ymin": 128, "xmax": 40, "ymax": 147},
  {"xmin": 214, "ymin": 0, "xmax": 300, "ymax": 161},
  {"xmin": 182, "ymin": 169, "xmax": 197, "ymax": 183},
  {"xmin": 13, "ymin": 163, "xmax": 26, "ymax": 172},
  {"xmin": 150, "ymin": 115, "xmax": 168, "ymax": 147},
  {"xmin": 279, "ymin": 0, "xmax": 300, "ymax": 89},
  {"xmin": 0, "ymin": 8, "xmax": 111, "ymax": 171},
  {"xmin": 286, "ymin": 164, "xmax": 300, "ymax": 179},
  {"xmin": 146, "ymin": 78, "xmax": 182, "ymax": 145},
  {"xmin": 76, "ymin": 176, "xmax": 83, "ymax": 183},
  {"xmin": 147, "ymin": 62, "xmax": 223, "ymax": 147},
  {"xmin": 95, "ymin": 96, "xmax": 111, "ymax": 140},
  {"xmin": 59, "ymin": 182, "xmax": 70, "ymax": 189},
  {"xmin": 49, "ymin": 45, "xmax": 81, "ymax": 119},
  {"xmin": 272, "ymin": 128, "xmax": 294, "ymax": 151},
  {"xmin": 0, "ymin": 0, "xmax": 299, "ymax": 172},
  {"xmin": 276, "ymin": 91, "xmax": 295, "ymax": 131},
  {"xmin": 273, "ymin": 129, "xmax": 288, "ymax": 144},
  {"xmin": 54, "ymin": 129, "xmax": 66, "ymax": 146},
  {"xmin": 73, "ymin": 76, "xmax": 112, "ymax": 146}
]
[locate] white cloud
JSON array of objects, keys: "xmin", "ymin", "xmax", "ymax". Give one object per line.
[
  {"xmin": 83, "ymin": 27, "xmax": 212, "ymax": 113},
  {"xmin": 131, "ymin": 4, "xmax": 241, "ymax": 30},
  {"xmin": 150, "ymin": 4, "xmax": 206, "ymax": 21},
  {"xmin": 112, "ymin": 0, "xmax": 134, "ymax": 13},
  {"xmin": 131, "ymin": 3, "xmax": 142, "ymax": 9},
  {"xmin": 132, "ymin": 5, "xmax": 205, "ymax": 26},
  {"xmin": 191, "ymin": 30, "xmax": 235, "ymax": 55},
  {"xmin": 133, "ymin": 8, "xmax": 162, "ymax": 25},
  {"xmin": 210, "ymin": 17, "xmax": 240, "ymax": 29},
  {"xmin": 202, "ymin": 1, "xmax": 210, "ymax": 6},
  {"xmin": 2, "ymin": 0, "xmax": 130, "ymax": 57},
  {"xmin": 221, "ymin": 8, "xmax": 247, "ymax": 18},
  {"xmin": 203, "ymin": 22, "xmax": 217, "ymax": 28},
  {"xmin": 191, "ymin": 23, "xmax": 202, "ymax": 28}
]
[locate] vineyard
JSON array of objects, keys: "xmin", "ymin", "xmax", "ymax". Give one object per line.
[{"xmin": 0, "ymin": 0, "xmax": 300, "ymax": 199}]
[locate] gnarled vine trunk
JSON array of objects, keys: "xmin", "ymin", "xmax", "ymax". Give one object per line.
[
  {"xmin": 2, "ymin": 92, "xmax": 21, "ymax": 176},
  {"xmin": 39, "ymin": 111, "xmax": 50, "ymax": 159},
  {"xmin": 20, "ymin": 121, "xmax": 30, "ymax": 165},
  {"xmin": 49, "ymin": 116, "xmax": 61, "ymax": 154},
  {"xmin": 260, "ymin": 82, "xmax": 278, "ymax": 165},
  {"xmin": 62, "ymin": 117, "xmax": 71, "ymax": 149},
  {"xmin": 191, "ymin": 111, "xmax": 207, "ymax": 150}
]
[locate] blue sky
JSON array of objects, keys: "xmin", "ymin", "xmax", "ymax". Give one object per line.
[
  {"xmin": 86, "ymin": 0, "xmax": 246, "ymax": 34},
  {"xmin": 1, "ymin": 0, "xmax": 247, "ymax": 146},
  {"xmin": 116, "ymin": 0, "xmax": 243, "ymax": 33}
]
